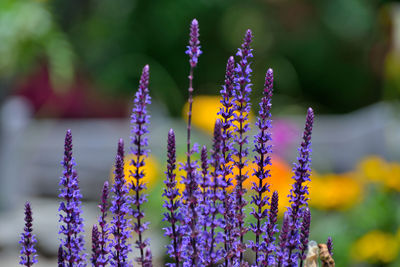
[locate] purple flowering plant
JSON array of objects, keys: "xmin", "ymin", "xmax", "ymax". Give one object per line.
[{"xmin": 18, "ymin": 19, "xmax": 335, "ymax": 267}]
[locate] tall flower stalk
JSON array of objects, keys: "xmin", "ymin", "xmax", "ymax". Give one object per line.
[
  {"xmin": 97, "ymin": 181, "xmax": 110, "ymax": 266},
  {"xmin": 19, "ymin": 202, "xmax": 37, "ymax": 267},
  {"xmin": 205, "ymin": 120, "xmax": 224, "ymax": 266},
  {"xmin": 58, "ymin": 129, "xmax": 86, "ymax": 267},
  {"xmin": 182, "ymin": 18, "xmax": 202, "ymax": 266},
  {"xmin": 286, "ymin": 108, "xmax": 314, "ymax": 265},
  {"xmin": 109, "ymin": 139, "xmax": 131, "ymax": 266},
  {"xmin": 58, "ymin": 245, "xmax": 64, "ymax": 267},
  {"xmin": 163, "ymin": 129, "xmax": 183, "ymax": 266},
  {"xmin": 91, "ymin": 225, "xmax": 100, "ymax": 267},
  {"xmin": 299, "ymin": 208, "xmax": 311, "ymax": 267},
  {"xmin": 200, "ymin": 145, "xmax": 210, "ymax": 233},
  {"xmin": 264, "ymin": 191, "xmax": 279, "ymax": 265},
  {"xmin": 249, "ymin": 68, "xmax": 274, "ymax": 266},
  {"xmin": 130, "ymin": 64, "xmax": 152, "ymax": 266},
  {"xmin": 218, "ymin": 56, "xmax": 236, "ymax": 266},
  {"xmin": 232, "ymin": 29, "xmax": 253, "ymax": 263},
  {"xmin": 277, "ymin": 212, "xmax": 290, "ymax": 266}
]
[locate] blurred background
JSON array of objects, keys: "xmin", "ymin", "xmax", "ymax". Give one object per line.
[{"xmin": 1, "ymin": 0, "xmax": 400, "ymax": 266}]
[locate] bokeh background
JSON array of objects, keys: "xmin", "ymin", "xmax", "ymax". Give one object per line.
[{"xmin": 1, "ymin": 0, "xmax": 400, "ymax": 266}]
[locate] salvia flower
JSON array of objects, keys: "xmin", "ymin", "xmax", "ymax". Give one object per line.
[
  {"xmin": 289, "ymin": 107, "xmax": 314, "ymax": 213},
  {"xmin": 232, "ymin": 29, "xmax": 254, "ymax": 262},
  {"xmin": 204, "ymin": 120, "xmax": 224, "ymax": 265},
  {"xmin": 91, "ymin": 225, "xmax": 101, "ymax": 267},
  {"xmin": 144, "ymin": 249, "xmax": 153, "ymax": 267},
  {"xmin": 19, "ymin": 202, "xmax": 37, "ymax": 267},
  {"xmin": 162, "ymin": 129, "xmax": 183, "ymax": 266},
  {"xmin": 263, "ymin": 191, "xmax": 279, "ymax": 266},
  {"xmin": 58, "ymin": 245, "xmax": 64, "ymax": 267},
  {"xmin": 181, "ymin": 18, "xmax": 202, "ymax": 267},
  {"xmin": 109, "ymin": 139, "xmax": 132, "ymax": 266},
  {"xmin": 277, "ymin": 212, "xmax": 291, "ymax": 266},
  {"xmin": 130, "ymin": 64, "xmax": 152, "ymax": 266},
  {"xmin": 58, "ymin": 129, "xmax": 86, "ymax": 266},
  {"xmin": 218, "ymin": 56, "xmax": 236, "ymax": 265},
  {"xmin": 97, "ymin": 181, "xmax": 110, "ymax": 266},
  {"xmin": 327, "ymin": 236, "xmax": 333, "ymax": 256},
  {"xmin": 199, "ymin": 145, "xmax": 210, "ymax": 231},
  {"xmin": 179, "ymin": 153, "xmax": 201, "ymax": 266},
  {"xmin": 286, "ymin": 108, "xmax": 314, "ymax": 264},
  {"xmin": 185, "ymin": 18, "xmax": 202, "ymax": 68},
  {"xmin": 299, "ymin": 207, "xmax": 311, "ymax": 264},
  {"xmin": 16, "ymin": 19, "xmax": 330, "ymax": 267},
  {"xmin": 249, "ymin": 68, "xmax": 274, "ymax": 265}
]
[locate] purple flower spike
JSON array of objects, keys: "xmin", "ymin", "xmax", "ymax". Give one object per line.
[
  {"xmin": 109, "ymin": 139, "xmax": 132, "ymax": 266},
  {"xmin": 163, "ymin": 129, "xmax": 183, "ymax": 266},
  {"xmin": 263, "ymin": 191, "xmax": 279, "ymax": 266},
  {"xmin": 130, "ymin": 64, "xmax": 152, "ymax": 266},
  {"xmin": 144, "ymin": 248, "xmax": 153, "ymax": 267},
  {"xmin": 182, "ymin": 19, "xmax": 202, "ymax": 266},
  {"xmin": 327, "ymin": 236, "xmax": 333, "ymax": 256},
  {"xmin": 200, "ymin": 145, "xmax": 210, "ymax": 232},
  {"xmin": 289, "ymin": 108, "xmax": 314, "ymax": 213},
  {"xmin": 58, "ymin": 245, "xmax": 64, "ymax": 267},
  {"xmin": 249, "ymin": 68, "xmax": 274, "ymax": 265},
  {"xmin": 186, "ymin": 19, "xmax": 202, "ymax": 68},
  {"xmin": 218, "ymin": 56, "xmax": 236, "ymax": 265},
  {"xmin": 19, "ymin": 202, "xmax": 37, "ymax": 267},
  {"xmin": 97, "ymin": 181, "xmax": 110, "ymax": 266},
  {"xmin": 286, "ymin": 108, "xmax": 314, "ymax": 263},
  {"xmin": 299, "ymin": 208, "xmax": 311, "ymax": 265},
  {"xmin": 277, "ymin": 212, "xmax": 290, "ymax": 266},
  {"xmin": 91, "ymin": 225, "xmax": 101, "ymax": 267},
  {"xmin": 58, "ymin": 129, "xmax": 86, "ymax": 266},
  {"xmin": 205, "ymin": 120, "xmax": 224, "ymax": 265},
  {"xmin": 232, "ymin": 29, "xmax": 253, "ymax": 263}
]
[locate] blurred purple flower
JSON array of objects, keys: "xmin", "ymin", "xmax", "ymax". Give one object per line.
[{"xmin": 327, "ymin": 236, "xmax": 333, "ymax": 256}]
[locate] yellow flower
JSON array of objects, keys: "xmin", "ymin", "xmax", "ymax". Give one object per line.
[
  {"xmin": 351, "ymin": 230, "xmax": 399, "ymax": 263},
  {"xmin": 182, "ymin": 95, "xmax": 254, "ymax": 134},
  {"xmin": 358, "ymin": 155, "xmax": 400, "ymax": 191},
  {"xmin": 309, "ymin": 172, "xmax": 362, "ymax": 210},
  {"xmin": 357, "ymin": 155, "xmax": 389, "ymax": 183},
  {"xmin": 110, "ymin": 154, "xmax": 159, "ymax": 191},
  {"xmin": 382, "ymin": 162, "xmax": 400, "ymax": 191}
]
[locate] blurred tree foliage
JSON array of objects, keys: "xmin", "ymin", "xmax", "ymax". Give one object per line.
[
  {"xmin": 0, "ymin": 0, "xmax": 75, "ymax": 93},
  {"xmin": 0, "ymin": 0, "xmax": 393, "ymax": 115}
]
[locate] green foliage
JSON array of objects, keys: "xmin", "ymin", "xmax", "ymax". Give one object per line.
[{"xmin": 0, "ymin": 0, "xmax": 74, "ymax": 89}]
